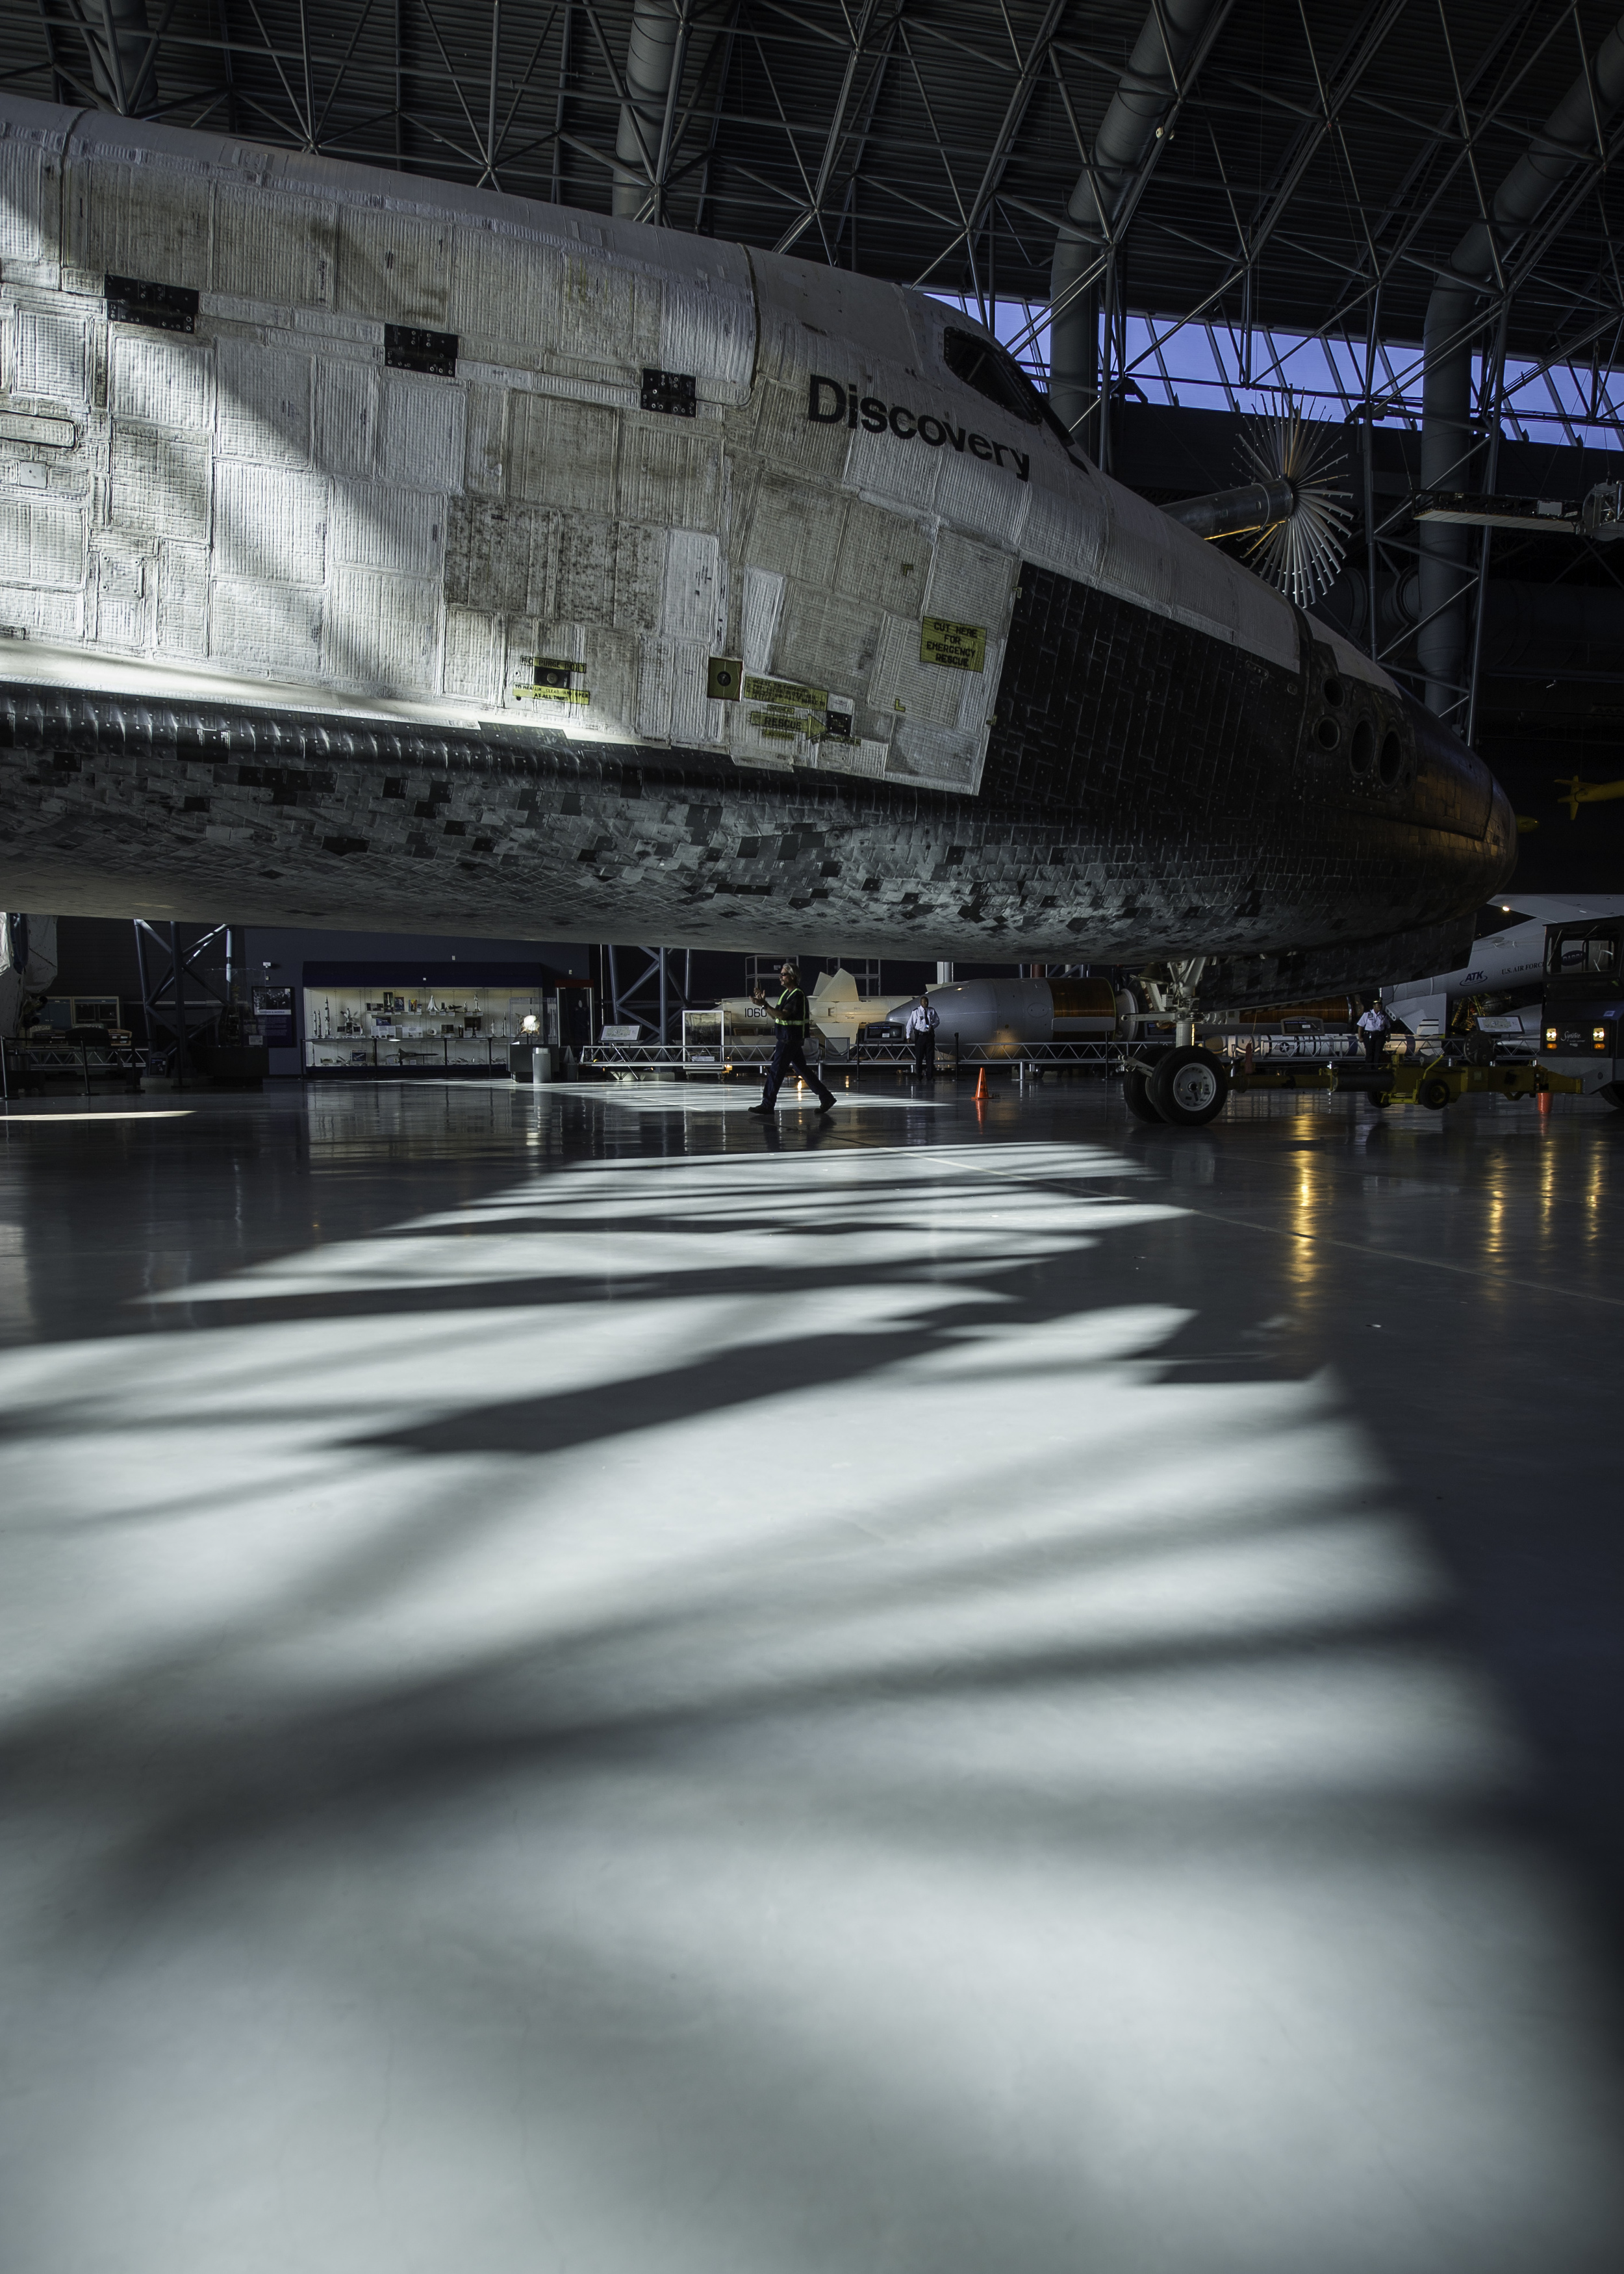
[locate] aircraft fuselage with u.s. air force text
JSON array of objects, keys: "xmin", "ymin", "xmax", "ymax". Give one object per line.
[{"xmin": 0, "ymin": 92, "xmax": 1513, "ymax": 1002}]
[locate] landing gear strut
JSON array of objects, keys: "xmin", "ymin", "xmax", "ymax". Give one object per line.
[{"xmin": 1121, "ymin": 959, "xmax": 1229, "ymax": 1125}]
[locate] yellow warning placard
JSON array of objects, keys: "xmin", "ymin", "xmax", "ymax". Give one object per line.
[
  {"xmin": 742, "ymin": 674, "xmax": 828, "ymax": 708},
  {"xmin": 920, "ymin": 617, "xmax": 986, "ymax": 671},
  {"xmin": 514, "ymin": 684, "xmax": 591, "ymax": 704}
]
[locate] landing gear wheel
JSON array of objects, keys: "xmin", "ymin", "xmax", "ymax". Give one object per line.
[
  {"xmin": 1147, "ymin": 1045, "xmax": 1229, "ymax": 1127},
  {"xmin": 1370, "ymin": 1093, "xmax": 1391, "ymax": 1109},
  {"xmin": 1123, "ymin": 1066, "xmax": 1165, "ymax": 1123},
  {"xmin": 1417, "ymin": 1076, "xmax": 1452, "ymax": 1110}
]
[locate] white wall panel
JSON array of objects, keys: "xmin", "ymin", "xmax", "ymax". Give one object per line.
[
  {"xmin": 110, "ymin": 333, "xmax": 212, "ymax": 431},
  {"xmin": 110, "ymin": 427, "xmax": 210, "ymax": 544},
  {"xmin": 216, "ymin": 339, "xmax": 312, "ymax": 464},
  {"xmin": 212, "ymin": 461, "xmax": 328, "ymax": 584},
  {"xmin": 613, "ymin": 521, "xmax": 666, "ymax": 631},
  {"xmin": 742, "ymin": 472, "xmax": 843, "ymax": 586},
  {"xmin": 14, "ymin": 307, "xmax": 89, "ymax": 405},
  {"xmin": 209, "ymin": 576, "xmax": 322, "ymax": 672},
  {"xmin": 869, "ymin": 611, "xmax": 964, "ymax": 726},
  {"xmin": 380, "ymin": 374, "xmax": 464, "ymax": 492}
]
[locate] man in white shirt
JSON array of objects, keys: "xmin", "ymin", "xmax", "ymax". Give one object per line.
[
  {"xmin": 904, "ymin": 992, "xmax": 940, "ymax": 1080},
  {"xmin": 1357, "ymin": 1000, "xmax": 1391, "ymax": 1068}
]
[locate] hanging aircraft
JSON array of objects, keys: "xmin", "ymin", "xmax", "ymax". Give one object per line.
[{"xmin": 0, "ymin": 94, "xmax": 1515, "ymax": 1114}]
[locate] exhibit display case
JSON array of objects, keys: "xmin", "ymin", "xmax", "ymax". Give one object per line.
[{"xmin": 303, "ymin": 982, "xmax": 549, "ymax": 1076}]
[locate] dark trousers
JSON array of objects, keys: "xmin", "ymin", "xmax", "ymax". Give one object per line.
[
  {"xmin": 911, "ymin": 1030, "xmax": 936, "ymax": 1077},
  {"xmin": 761, "ymin": 1029, "xmax": 831, "ymax": 1106},
  {"xmin": 1362, "ymin": 1031, "xmax": 1387, "ymax": 1066}
]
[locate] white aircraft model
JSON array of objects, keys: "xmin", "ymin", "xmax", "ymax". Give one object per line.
[
  {"xmin": 711, "ymin": 967, "xmax": 914, "ymax": 1045},
  {"xmin": 1385, "ymin": 893, "xmax": 1624, "ymax": 1031}
]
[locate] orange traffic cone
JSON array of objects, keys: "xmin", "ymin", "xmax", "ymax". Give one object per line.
[{"xmin": 974, "ymin": 1066, "xmax": 988, "ymax": 1103}]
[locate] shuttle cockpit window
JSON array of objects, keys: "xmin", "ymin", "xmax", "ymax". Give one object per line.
[
  {"xmin": 941, "ymin": 326, "xmax": 1090, "ymax": 465},
  {"xmin": 941, "ymin": 327, "xmax": 1046, "ymax": 427}
]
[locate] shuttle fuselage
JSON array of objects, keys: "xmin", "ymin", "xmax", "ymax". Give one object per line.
[{"xmin": 0, "ymin": 97, "xmax": 1514, "ymax": 1001}]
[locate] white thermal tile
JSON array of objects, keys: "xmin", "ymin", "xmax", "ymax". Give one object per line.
[
  {"xmin": 212, "ymin": 461, "xmax": 328, "ymax": 585},
  {"xmin": 661, "ymin": 529, "xmax": 723, "ymax": 643},
  {"xmin": 315, "ymin": 357, "xmax": 381, "ymax": 478},
  {"xmin": 742, "ymin": 470, "xmax": 843, "ymax": 586},
  {"xmin": 208, "ymin": 575, "xmax": 322, "ymax": 671},
  {"xmin": 0, "ymin": 139, "xmax": 45, "ymax": 263},
  {"xmin": 379, "ymin": 372, "xmax": 466, "ymax": 492},
  {"xmin": 935, "ymin": 442, "xmax": 1035, "ymax": 548},
  {"xmin": 0, "ymin": 491, "xmax": 84, "ymax": 589},
  {"xmin": 739, "ymin": 565, "xmax": 783, "ymax": 672},
  {"xmin": 156, "ymin": 540, "xmax": 209, "ymax": 659},
  {"xmin": 75, "ymin": 160, "xmax": 210, "ymax": 287},
  {"xmin": 1022, "ymin": 474, "xmax": 1108, "ymax": 586},
  {"xmin": 212, "ymin": 188, "xmax": 336, "ymax": 307},
  {"xmin": 463, "ymin": 384, "xmax": 507, "ymax": 495},
  {"xmin": 637, "ymin": 633, "xmax": 713, "ymax": 744},
  {"xmin": 509, "ymin": 392, "xmax": 618, "ymax": 515},
  {"xmin": 660, "ymin": 276, "xmax": 754, "ymax": 391},
  {"xmin": 869, "ymin": 609, "xmax": 961, "ymax": 726},
  {"xmin": 110, "ymin": 333, "xmax": 212, "ymax": 432},
  {"xmin": 923, "ymin": 530, "xmax": 1017, "ymax": 632},
  {"xmin": 613, "ymin": 520, "xmax": 667, "ymax": 632},
  {"xmin": 13, "ymin": 306, "xmax": 89, "ymax": 404},
  {"xmin": 442, "ymin": 606, "xmax": 500, "ymax": 702},
  {"xmin": 215, "ymin": 339, "xmax": 312, "ymax": 465},
  {"xmin": 325, "ymin": 564, "xmax": 440, "ymax": 690},
  {"xmin": 109, "ymin": 427, "xmax": 210, "ymax": 544},
  {"xmin": 0, "ymin": 579, "xmax": 81, "ymax": 639},
  {"xmin": 330, "ymin": 479, "xmax": 444, "ymax": 575},
  {"xmin": 888, "ymin": 712, "xmax": 984, "ymax": 789},
  {"xmin": 335, "ymin": 206, "xmax": 451, "ymax": 327},
  {"xmin": 620, "ymin": 421, "xmax": 720, "ymax": 531}
]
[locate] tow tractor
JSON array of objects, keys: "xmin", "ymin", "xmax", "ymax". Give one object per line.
[{"xmin": 1121, "ymin": 1036, "xmax": 1584, "ymax": 1126}]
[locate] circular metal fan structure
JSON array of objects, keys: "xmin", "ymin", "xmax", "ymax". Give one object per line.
[{"xmin": 1234, "ymin": 400, "xmax": 1352, "ymax": 609}]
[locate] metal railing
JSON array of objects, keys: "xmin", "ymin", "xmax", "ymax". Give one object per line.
[{"xmin": 1, "ymin": 1040, "xmax": 152, "ymax": 1101}]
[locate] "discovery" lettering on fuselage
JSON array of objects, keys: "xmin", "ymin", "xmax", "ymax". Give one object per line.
[{"xmin": 806, "ymin": 377, "xmax": 1031, "ymax": 481}]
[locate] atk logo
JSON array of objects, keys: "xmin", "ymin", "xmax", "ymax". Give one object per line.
[{"xmin": 807, "ymin": 377, "xmax": 1031, "ymax": 482}]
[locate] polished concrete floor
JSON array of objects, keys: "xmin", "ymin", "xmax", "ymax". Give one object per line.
[{"xmin": 2, "ymin": 1072, "xmax": 1623, "ymax": 2273}]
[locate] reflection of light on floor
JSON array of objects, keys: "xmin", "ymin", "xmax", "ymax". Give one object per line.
[
  {"xmin": 0, "ymin": 1110, "xmax": 194, "ymax": 1123},
  {"xmin": 2, "ymin": 1141, "xmax": 1621, "ymax": 2273},
  {"xmin": 535, "ymin": 1080, "xmax": 952, "ymax": 1112}
]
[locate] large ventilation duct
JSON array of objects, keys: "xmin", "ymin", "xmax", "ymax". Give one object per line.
[
  {"xmin": 59, "ymin": 0, "xmax": 159, "ymax": 115},
  {"xmin": 612, "ymin": 0, "xmax": 682, "ymax": 221},
  {"xmin": 1322, "ymin": 571, "xmax": 1624, "ymax": 678},
  {"xmin": 1420, "ymin": 14, "xmax": 1624, "ymax": 714},
  {"xmin": 1047, "ymin": 0, "xmax": 1220, "ymax": 453}
]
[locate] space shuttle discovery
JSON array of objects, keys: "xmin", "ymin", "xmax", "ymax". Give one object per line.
[{"xmin": 0, "ymin": 95, "xmax": 1514, "ymax": 1006}]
